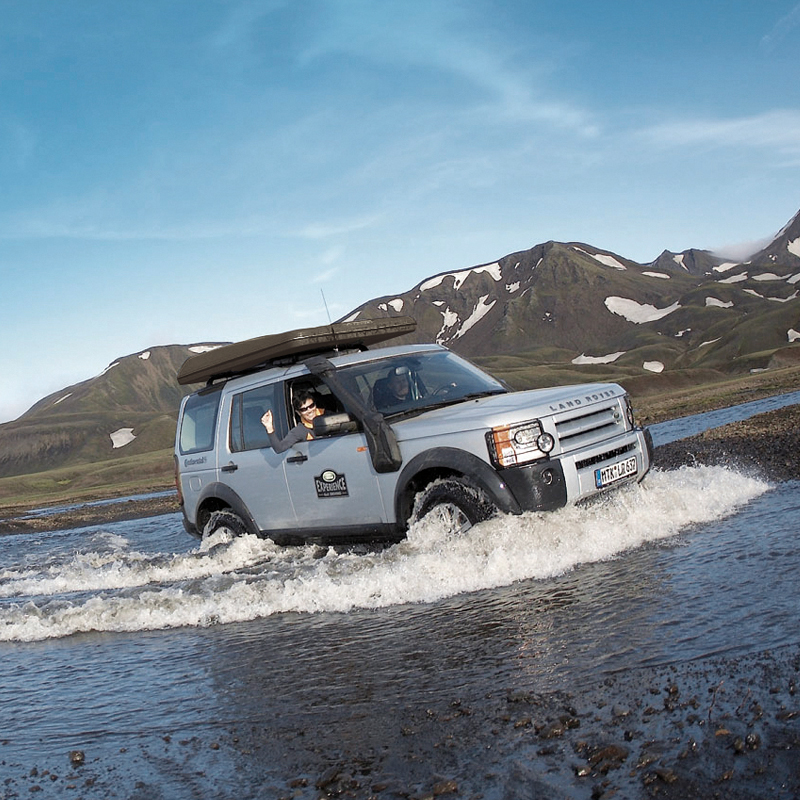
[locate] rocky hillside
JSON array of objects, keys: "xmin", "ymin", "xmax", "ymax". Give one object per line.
[
  {"xmin": 344, "ymin": 209, "xmax": 800, "ymax": 378},
  {"xmin": 0, "ymin": 345, "xmax": 222, "ymax": 479},
  {"xmin": 1, "ymin": 210, "xmax": 798, "ymax": 479}
]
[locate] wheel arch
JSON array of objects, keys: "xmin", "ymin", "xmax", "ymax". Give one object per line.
[
  {"xmin": 195, "ymin": 483, "xmax": 260, "ymax": 537},
  {"xmin": 393, "ymin": 447, "xmax": 522, "ymax": 528}
]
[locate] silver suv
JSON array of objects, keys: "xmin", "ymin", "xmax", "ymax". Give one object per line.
[{"xmin": 174, "ymin": 318, "xmax": 653, "ymax": 543}]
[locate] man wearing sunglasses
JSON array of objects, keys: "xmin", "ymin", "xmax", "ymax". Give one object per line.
[{"xmin": 260, "ymin": 391, "xmax": 325, "ymax": 453}]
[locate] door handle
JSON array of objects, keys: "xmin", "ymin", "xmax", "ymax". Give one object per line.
[
  {"xmin": 221, "ymin": 462, "xmax": 239, "ymax": 473},
  {"xmin": 286, "ymin": 453, "xmax": 308, "ymax": 464}
]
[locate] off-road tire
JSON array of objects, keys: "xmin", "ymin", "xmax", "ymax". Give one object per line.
[
  {"xmin": 412, "ymin": 478, "xmax": 496, "ymax": 534},
  {"xmin": 202, "ymin": 509, "xmax": 251, "ymax": 538}
]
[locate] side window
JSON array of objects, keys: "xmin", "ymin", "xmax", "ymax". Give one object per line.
[
  {"xmin": 179, "ymin": 385, "xmax": 223, "ymax": 455},
  {"xmin": 230, "ymin": 383, "xmax": 284, "ymax": 452},
  {"xmin": 286, "ymin": 378, "xmax": 351, "ymax": 436}
]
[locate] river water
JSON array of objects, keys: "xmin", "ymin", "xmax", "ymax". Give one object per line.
[{"xmin": 1, "ymin": 398, "xmax": 799, "ymax": 798}]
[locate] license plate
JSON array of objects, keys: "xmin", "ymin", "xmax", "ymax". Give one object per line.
[{"xmin": 595, "ymin": 456, "xmax": 637, "ymax": 489}]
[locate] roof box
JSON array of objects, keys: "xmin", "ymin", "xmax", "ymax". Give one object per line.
[{"xmin": 177, "ymin": 316, "xmax": 417, "ymax": 385}]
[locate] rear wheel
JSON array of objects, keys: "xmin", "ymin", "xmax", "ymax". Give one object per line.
[
  {"xmin": 202, "ymin": 509, "xmax": 250, "ymax": 538},
  {"xmin": 412, "ymin": 478, "xmax": 496, "ymax": 535}
]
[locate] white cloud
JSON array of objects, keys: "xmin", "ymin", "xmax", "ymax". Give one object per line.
[
  {"xmin": 760, "ymin": 3, "xmax": 800, "ymax": 53},
  {"xmin": 643, "ymin": 110, "xmax": 800, "ymax": 157}
]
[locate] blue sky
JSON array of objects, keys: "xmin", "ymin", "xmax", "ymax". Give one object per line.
[{"xmin": 1, "ymin": 0, "xmax": 799, "ymax": 423}]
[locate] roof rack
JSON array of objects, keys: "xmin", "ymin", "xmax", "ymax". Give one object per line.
[{"xmin": 177, "ymin": 316, "xmax": 417, "ymax": 385}]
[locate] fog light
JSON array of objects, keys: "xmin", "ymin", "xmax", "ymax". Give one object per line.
[{"xmin": 537, "ymin": 432, "xmax": 555, "ymax": 453}]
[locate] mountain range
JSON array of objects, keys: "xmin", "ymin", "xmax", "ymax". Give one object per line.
[{"xmin": 2, "ymin": 209, "xmax": 799, "ymax": 480}]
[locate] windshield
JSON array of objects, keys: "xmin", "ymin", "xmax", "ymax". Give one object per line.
[{"xmin": 336, "ymin": 350, "xmax": 506, "ymax": 417}]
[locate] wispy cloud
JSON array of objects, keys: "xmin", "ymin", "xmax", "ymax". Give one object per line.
[
  {"xmin": 760, "ymin": 2, "xmax": 800, "ymax": 53},
  {"xmin": 299, "ymin": 0, "xmax": 597, "ymax": 138},
  {"xmin": 642, "ymin": 110, "xmax": 800, "ymax": 157},
  {"xmin": 295, "ymin": 215, "xmax": 380, "ymax": 240}
]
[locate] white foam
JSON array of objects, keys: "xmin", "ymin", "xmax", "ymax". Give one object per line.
[{"xmin": 0, "ymin": 467, "xmax": 767, "ymax": 643}]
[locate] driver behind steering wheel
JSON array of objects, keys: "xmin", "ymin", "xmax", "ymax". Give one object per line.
[{"xmin": 372, "ymin": 365, "xmax": 413, "ymax": 410}]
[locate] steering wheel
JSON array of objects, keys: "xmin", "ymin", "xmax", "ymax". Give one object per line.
[{"xmin": 432, "ymin": 382, "xmax": 458, "ymax": 397}]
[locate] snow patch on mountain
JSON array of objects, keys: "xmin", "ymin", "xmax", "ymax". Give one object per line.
[
  {"xmin": 789, "ymin": 238, "xmax": 800, "ymax": 258},
  {"xmin": 718, "ymin": 273, "xmax": 748, "ymax": 284},
  {"xmin": 138, "ymin": 351, "xmax": 151, "ymax": 360},
  {"xmin": 110, "ymin": 428, "xmax": 136, "ymax": 449},
  {"xmin": 98, "ymin": 362, "xmax": 119, "ymax": 377},
  {"xmin": 420, "ymin": 263, "xmax": 502, "ymax": 292},
  {"xmin": 753, "ymin": 272, "xmax": 783, "ymax": 281},
  {"xmin": 574, "ymin": 247, "xmax": 626, "ymax": 270},
  {"xmin": 768, "ymin": 291, "xmax": 799, "ymax": 303},
  {"xmin": 713, "ymin": 262, "xmax": 739, "ymax": 273},
  {"xmin": 604, "ymin": 297, "xmax": 681, "ymax": 324},
  {"xmin": 188, "ymin": 345, "xmax": 222, "ymax": 354},
  {"xmin": 53, "ymin": 393, "xmax": 72, "ymax": 406},
  {"xmin": 705, "ymin": 297, "xmax": 734, "ymax": 308},
  {"xmin": 454, "ymin": 296, "xmax": 496, "ymax": 338},
  {"xmin": 789, "ymin": 329, "xmax": 800, "ymax": 342},
  {"xmin": 506, "ymin": 282, "xmax": 521, "ymax": 292},
  {"xmin": 435, "ymin": 308, "xmax": 460, "ymax": 343},
  {"xmin": 642, "ymin": 271, "xmax": 670, "ymax": 279},
  {"xmin": 788, "ymin": 273, "xmax": 800, "ymax": 284},
  {"xmin": 378, "ymin": 299, "xmax": 404, "ymax": 312},
  {"xmin": 673, "ymin": 254, "xmax": 687, "ymax": 269},
  {"xmin": 571, "ymin": 352, "xmax": 625, "ymax": 365},
  {"xmin": 699, "ymin": 338, "xmax": 721, "ymax": 348},
  {"xmin": 643, "ymin": 361, "xmax": 664, "ymax": 373}
]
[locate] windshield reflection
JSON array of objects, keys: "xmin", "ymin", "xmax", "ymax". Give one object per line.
[{"xmin": 338, "ymin": 350, "xmax": 507, "ymax": 418}]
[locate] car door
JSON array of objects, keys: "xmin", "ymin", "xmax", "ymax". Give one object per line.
[
  {"xmin": 221, "ymin": 382, "xmax": 295, "ymax": 532},
  {"xmin": 278, "ymin": 378, "xmax": 388, "ymax": 529},
  {"xmin": 281, "ymin": 431, "xmax": 387, "ymax": 528}
]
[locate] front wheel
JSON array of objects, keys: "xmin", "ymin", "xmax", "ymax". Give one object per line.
[
  {"xmin": 202, "ymin": 509, "xmax": 250, "ymax": 538},
  {"xmin": 411, "ymin": 478, "xmax": 496, "ymax": 535}
]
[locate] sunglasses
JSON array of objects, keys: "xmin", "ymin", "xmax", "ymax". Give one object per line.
[{"xmin": 299, "ymin": 402, "xmax": 316, "ymax": 412}]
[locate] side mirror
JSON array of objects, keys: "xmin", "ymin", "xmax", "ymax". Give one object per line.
[{"xmin": 313, "ymin": 412, "xmax": 358, "ymax": 436}]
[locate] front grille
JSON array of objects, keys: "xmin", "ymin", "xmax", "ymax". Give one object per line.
[
  {"xmin": 555, "ymin": 404, "xmax": 624, "ymax": 453},
  {"xmin": 576, "ymin": 443, "xmax": 635, "ymax": 471}
]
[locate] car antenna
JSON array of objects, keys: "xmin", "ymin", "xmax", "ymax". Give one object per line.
[{"xmin": 321, "ymin": 290, "xmax": 339, "ymax": 353}]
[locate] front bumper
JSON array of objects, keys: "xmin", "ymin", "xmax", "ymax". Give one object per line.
[{"xmin": 502, "ymin": 459, "xmax": 568, "ymax": 512}]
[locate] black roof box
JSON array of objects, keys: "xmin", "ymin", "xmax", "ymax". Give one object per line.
[{"xmin": 177, "ymin": 316, "xmax": 417, "ymax": 385}]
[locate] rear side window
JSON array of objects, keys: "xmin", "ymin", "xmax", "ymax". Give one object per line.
[
  {"xmin": 230, "ymin": 383, "xmax": 283, "ymax": 452},
  {"xmin": 179, "ymin": 386, "xmax": 223, "ymax": 454}
]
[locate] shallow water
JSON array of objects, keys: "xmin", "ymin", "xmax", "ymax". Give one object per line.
[
  {"xmin": 2, "ymin": 468, "xmax": 799, "ymax": 796},
  {"xmin": 2, "ymin": 394, "xmax": 800, "ymax": 796},
  {"xmin": 648, "ymin": 387, "xmax": 800, "ymax": 445}
]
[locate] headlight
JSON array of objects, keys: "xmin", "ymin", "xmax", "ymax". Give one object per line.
[{"xmin": 488, "ymin": 420, "xmax": 554, "ymax": 467}]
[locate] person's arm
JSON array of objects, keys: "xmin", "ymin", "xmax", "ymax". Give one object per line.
[{"xmin": 261, "ymin": 410, "xmax": 309, "ymax": 454}]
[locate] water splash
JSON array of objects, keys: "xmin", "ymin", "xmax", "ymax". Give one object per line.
[{"xmin": 0, "ymin": 466, "xmax": 768, "ymax": 642}]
